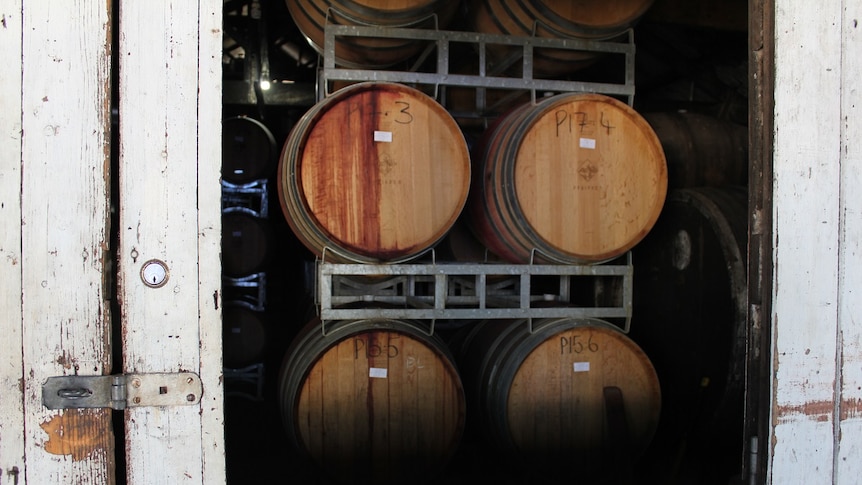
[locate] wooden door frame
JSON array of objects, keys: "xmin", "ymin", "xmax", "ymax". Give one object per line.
[
  {"xmin": 754, "ymin": 1, "xmax": 862, "ymax": 484},
  {"xmin": 746, "ymin": 0, "xmax": 774, "ymax": 482}
]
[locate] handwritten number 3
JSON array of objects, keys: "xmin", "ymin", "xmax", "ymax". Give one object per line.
[{"xmin": 395, "ymin": 101, "xmax": 413, "ymax": 124}]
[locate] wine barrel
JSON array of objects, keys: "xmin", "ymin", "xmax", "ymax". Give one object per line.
[
  {"xmin": 287, "ymin": 0, "xmax": 461, "ymax": 68},
  {"xmin": 222, "ymin": 305, "xmax": 268, "ymax": 368},
  {"xmin": 221, "ymin": 116, "xmax": 277, "ymax": 184},
  {"xmin": 221, "ymin": 210, "xmax": 275, "ymax": 277},
  {"xmin": 279, "ymin": 317, "xmax": 466, "ymax": 485},
  {"xmin": 642, "ymin": 111, "xmax": 748, "ymax": 189},
  {"xmin": 435, "ymin": 216, "xmax": 504, "ymax": 263},
  {"xmin": 628, "ymin": 186, "xmax": 747, "ymax": 479},
  {"xmin": 278, "ymin": 82, "xmax": 471, "ymax": 263},
  {"xmin": 467, "ymin": 92, "xmax": 667, "ymax": 264},
  {"xmin": 470, "ymin": 0, "xmax": 655, "ymax": 76},
  {"xmin": 451, "ymin": 317, "xmax": 661, "ymax": 480}
]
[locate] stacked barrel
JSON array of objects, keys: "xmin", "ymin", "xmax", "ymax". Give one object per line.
[
  {"xmin": 627, "ymin": 110, "xmax": 749, "ymax": 478},
  {"xmin": 277, "ymin": 81, "xmax": 472, "ymax": 264},
  {"xmin": 221, "ymin": 115, "xmax": 278, "ymax": 399},
  {"xmin": 275, "ymin": 82, "xmax": 471, "ymax": 485},
  {"xmin": 271, "ymin": 1, "xmax": 681, "ymax": 484}
]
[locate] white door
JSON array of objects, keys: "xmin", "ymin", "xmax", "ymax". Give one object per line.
[
  {"xmin": 0, "ymin": 1, "xmax": 225, "ymax": 484},
  {"xmin": 768, "ymin": 0, "xmax": 862, "ymax": 483}
]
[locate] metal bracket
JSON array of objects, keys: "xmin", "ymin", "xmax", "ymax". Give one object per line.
[{"xmin": 42, "ymin": 372, "xmax": 203, "ymax": 410}]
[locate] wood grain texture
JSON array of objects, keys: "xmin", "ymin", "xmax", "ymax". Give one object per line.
[
  {"xmin": 197, "ymin": 4, "xmax": 228, "ymax": 483},
  {"xmin": 629, "ymin": 187, "xmax": 748, "ymax": 475},
  {"xmin": 453, "ymin": 318, "xmax": 660, "ymax": 479},
  {"xmin": 17, "ymin": 1, "xmax": 114, "ymax": 482},
  {"xmin": 836, "ymin": 0, "xmax": 862, "ymax": 479},
  {"xmin": 642, "ymin": 111, "xmax": 749, "ymax": 189},
  {"xmin": 118, "ymin": 1, "xmax": 225, "ymax": 483},
  {"xmin": 287, "ymin": 0, "xmax": 460, "ymax": 68},
  {"xmin": 221, "ymin": 116, "xmax": 277, "ymax": 184},
  {"xmin": 281, "ymin": 318, "xmax": 465, "ymax": 485},
  {"xmin": 474, "ymin": 0, "xmax": 654, "ymax": 35},
  {"xmin": 0, "ymin": 0, "xmax": 25, "ymax": 480},
  {"xmin": 221, "ymin": 211, "xmax": 274, "ymax": 277},
  {"xmin": 508, "ymin": 326, "xmax": 660, "ymax": 460},
  {"xmin": 279, "ymin": 82, "xmax": 471, "ymax": 263},
  {"xmin": 5, "ymin": 2, "xmax": 114, "ymax": 484},
  {"xmin": 469, "ymin": 93, "xmax": 667, "ymax": 264},
  {"xmin": 769, "ymin": 0, "xmax": 849, "ymax": 483},
  {"xmin": 222, "ymin": 306, "xmax": 267, "ymax": 368},
  {"xmin": 470, "ymin": 0, "xmax": 655, "ymax": 75}
]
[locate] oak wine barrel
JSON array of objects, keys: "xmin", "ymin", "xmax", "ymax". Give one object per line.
[
  {"xmin": 278, "ymin": 82, "xmax": 471, "ymax": 263},
  {"xmin": 467, "ymin": 92, "xmax": 667, "ymax": 264},
  {"xmin": 221, "ymin": 116, "xmax": 277, "ymax": 184},
  {"xmin": 628, "ymin": 186, "xmax": 747, "ymax": 480},
  {"xmin": 222, "ymin": 305, "xmax": 268, "ymax": 368},
  {"xmin": 470, "ymin": 0, "xmax": 655, "ymax": 76},
  {"xmin": 450, "ymin": 317, "xmax": 661, "ymax": 480},
  {"xmin": 286, "ymin": 0, "xmax": 461, "ymax": 68},
  {"xmin": 221, "ymin": 210, "xmax": 275, "ymax": 277},
  {"xmin": 642, "ymin": 111, "xmax": 748, "ymax": 189},
  {"xmin": 279, "ymin": 317, "xmax": 466, "ymax": 485},
  {"xmin": 435, "ymin": 215, "xmax": 504, "ymax": 263}
]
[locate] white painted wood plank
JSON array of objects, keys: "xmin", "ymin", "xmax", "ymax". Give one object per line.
[
  {"xmin": 836, "ymin": 1, "xmax": 862, "ymax": 483},
  {"xmin": 19, "ymin": 2, "xmax": 113, "ymax": 484},
  {"xmin": 0, "ymin": 1, "xmax": 25, "ymax": 482},
  {"xmin": 770, "ymin": 1, "xmax": 843, "ymax": 484},
  {"xmin": 197, "ymin": 2, "xmax": 227, "ymax": 483},
  {"xmin": 118, "ymin": 1, "xmax": 225, "ymax": 483}
]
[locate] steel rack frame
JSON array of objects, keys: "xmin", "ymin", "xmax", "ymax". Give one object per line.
[
  {"xmin": 314, "ymin": 253, "xmax": 633, "ymax": 335},
  {"xmin": 318, "ymin": 22, "xmax": 636, "ymax": 110}
]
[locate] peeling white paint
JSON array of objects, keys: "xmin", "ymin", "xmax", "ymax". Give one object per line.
[{"xmin": 770, "ymin": 0, "xmax": 862, "ymax": 483}]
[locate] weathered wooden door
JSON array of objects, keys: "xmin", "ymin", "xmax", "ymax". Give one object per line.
[
  {"xmin": 0, "ymin": 1, "xmax": 225, "ymax": 484},
  {"xmin": 764, "ymin": 1, "xmax": 862, "ymax": 483}
]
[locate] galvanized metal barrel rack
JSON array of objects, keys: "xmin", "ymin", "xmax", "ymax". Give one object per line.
[
  {"xmin": 316, "ymin": 19, "xmax": 637, "ymax": 109},
  {"xmin": 311, "ymin": 19, "xmax": 639, "ymax": 332},
  {"xmin": 314, "ymin": 251, "xmax": 634, "ymax": 334},
  {"xmin": 288, "ymin": 20, "xmax": 656, "ymax": 483}
]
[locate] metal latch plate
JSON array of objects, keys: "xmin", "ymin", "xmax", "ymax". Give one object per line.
[{"xmin": 42, "ymin": 372, "xmax": 202, "ymax": 410}]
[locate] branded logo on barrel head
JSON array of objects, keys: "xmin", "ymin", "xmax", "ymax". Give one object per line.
[
  {"xmin": 578, "ymin": 160, "xmax": 598, "ymax": 181},
  {"xmin": 379, "ymin": 153, "xmax": 395, "ymax": 175}
]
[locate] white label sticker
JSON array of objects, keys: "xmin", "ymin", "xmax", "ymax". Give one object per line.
[
  {"xmin": 573, "ymin": 362, "xmax": 590, "ymax": 373},
  {"xmin": 374, "ymin": 131, "xmax": 393, "ymax": 143},
  {"xmin": 579, "ymin": 138, "xmax": 596, "ymax": 149},
  {"xmin": 369, "ymin": 367, "xmax": 388, "ymax": 378}
]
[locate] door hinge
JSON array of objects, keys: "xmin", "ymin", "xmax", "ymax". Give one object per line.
[{"xmin": 42, "ymin": 372, "xmax": 202, "ymax": 410}]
